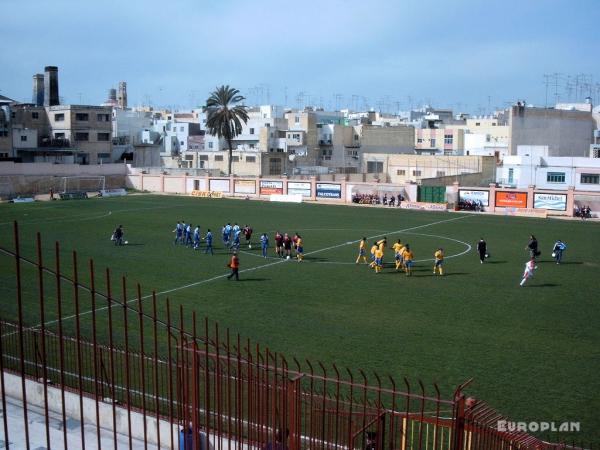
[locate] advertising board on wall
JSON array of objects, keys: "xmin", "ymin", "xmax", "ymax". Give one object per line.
[
  {"xmin": 234, "ymin": 180, "xmax": 256, "ymax": 194},
  {"xmin": 259, "ymin": 180, "xmax": 284, "ymax": 195},
  {"xmin": 316, "ymin": 183, "xmax": 341, "ymax": 199},
  {"xmin": 191, "ymin": 190, "xmax": 223, "ymax": 198},
  {"xmin": 287, "ymin": 181, "xmax": 312, "ymax": 197},
  {"xmin": 458, "ymin": 189, "xmax": 489, "ymax": 206},
  {"xmin": 533, "ymin": 193, "xmax": 567, "ymax": 211},
  {"xmin": 400, "ymin": 201, "xmax": 448, "ymax": 211},
  {"xmin": 209, "ymin": 179, "xmax": 230, "ymax": 193},
  {"xmin": 495, "ymin": 191, "xmax": 528, "ymax": 208}
]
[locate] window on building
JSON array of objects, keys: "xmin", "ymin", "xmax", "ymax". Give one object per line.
[
  {"xmin": 0, "ymin": 152, "xmax": 8, "ymax": 158},
  {"xmin": 20, "ymin": 135, "xmax": 27, "ymax": 142},
  {"xmin": 32, "ymin": 112, "xmax": 39, "ymax": 119},
  {"xmin": 295, "ymin": 116, "xmax": 300, "ymax": 123},
  {"xmin": 97, "ymin": 132, "xmax": 110, "ymax": 141},
  {"xmin": 199, "ymin": 155, "xmax": 208, "ymax": 161},
  {"xmin": 436, "ymin": 171, "xmax": 446, "ymax": 177},
  {"xmin": 547, "ymin": 172, "xmax": 565, "ymax": 183},
  {"xmin": 417, "ymin": 138, "xmax": 423, "ymax": 144},
  {"xmin": 269, "ymin": 157, "xmax": 282, "ymax": 175},
  {"xmin": 246, "ymin": 156, "xmax": 256, "ymax": 163},
  {"xmin": 55, "ymin": 132, "xmax": 65, "ymax": 139},
  {"xmin": 179, "ymin": 127, "xmax": 183, "ymax": 132},
  {"xmin": 185, "ymin": 155, "xmax": 194, "ymax": 161},
  {"xmin": 75, "ymin": 132, "xmax": 89, "ymax": 141},
  {"xmin": 76, "ymin": 113, "xmax": 89, "ymax": 121},
  {"xmin": 264, "ymin": 123, "xmax": 270, "ymax": 127},
  {"xmin": 250, "ymin": 128, "xmax": 255, "ymax": 135},
  {"xmin": 367, "ymin": 161, "xmax": 383, "ymax": 173},
  {"xmin": 581, "ymin": 174, "xmax": 600, "ymax": 184},
  {"xmin": 11, "ymin": 112, "xmax": 15, "ymax": 118},
  {"xmin": 412, "ymin": 170, "xmax": 422, "ymax": 176},
  {"xmin": 97, "ymin": 114, "xmax": 110, "ymax": 121},
  {"xmin": 475, "ymin": 122, "xmax": 481, "ymax": 126},
  {"xmin": 0, "ymin": 131, "xmax": 8, "ymax": 137},
  {"xmin": 208, "ymin": 142, "xmax": 214, "ymax": 149},
  {"xmin": 430, "ymin": 139, "xmax": 436, "ymax": 147},
  {"xmin": 180, "ymin": 141, "xmax": 185, "ymax": 146},
  {"xmin": 397, "ymin": 169, "xmax": 406, "ymax": 176},
  {"xmin": 232, "ymin": 156, "xmax": 240, "ymax": 162},
  {"xmin": 214, "ymin": 155, "xmax": 223, "ymax": 161},
  {"xmin": 54, "ymin": 113, "xmax": 65, "ymax": 121},
  {"xmin": 97, "ymin": 153, "xmax": 110, "ymax": 161},
  {"xmin": 444, "ymin": 135, "xmax": 453, "ymax": 144}
]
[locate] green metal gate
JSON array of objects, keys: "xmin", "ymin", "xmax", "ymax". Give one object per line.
[{"xmin": 417, "ymin": 186, "xmax": 446, "ymax": 203}]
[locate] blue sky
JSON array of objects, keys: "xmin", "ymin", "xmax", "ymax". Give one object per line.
[{"xmin": 1, "ymin": 0, "xmax": 598, "ymax": 113}]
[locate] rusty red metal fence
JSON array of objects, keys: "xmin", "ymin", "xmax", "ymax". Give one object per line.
[{"xmin": 0, "ymin": 222, "xmax": 592, "ymax": 450}]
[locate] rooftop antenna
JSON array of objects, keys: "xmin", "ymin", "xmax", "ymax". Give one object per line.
[
  {"xmin": 543, "ymin": 74, "xmax": 550, "ymax": 108},
  {"xmin": 284, "ymin": 86, "xmax": 288, "ymax": 107}
]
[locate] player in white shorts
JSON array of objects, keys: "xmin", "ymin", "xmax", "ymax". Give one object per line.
[{"xmin": 519, "ymin": 257, "xmax": 537, "ymax": 287}]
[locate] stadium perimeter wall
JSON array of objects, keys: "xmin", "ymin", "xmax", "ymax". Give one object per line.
[
  {"xmin": 126, "ymin": 168, "xmax": 600, "ymax": 217},
  {"xmin": 0, "ymin": 162, "xmax": 127, "ymax": 198}
]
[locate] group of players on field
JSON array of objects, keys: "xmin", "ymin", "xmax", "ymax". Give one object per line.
[
  {"xmin": 356, "ymin": 237, "xmax": 443, "ymax": 276},
  {"xmin": 171, "ymin": 221, "xmax": 567, "ymax": 284}
]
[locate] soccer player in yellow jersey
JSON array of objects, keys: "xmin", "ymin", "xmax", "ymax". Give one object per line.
[
  {"xmin": 375, "ymin": 237, "xmax": 387, "ymax": 267},
  {"xmin": 356, "ymin": 237, "xmax": 368, "ymax": 264},
  {"xmin": 374, "ymin": 247, "xmax": 384, "ymax": 273},
  {"xmin": 296, "ymin": 236, "xmax": 304, "ymax": 261},
  {"xmin": 403, "ymin": 244, "xmax": 414, "ymax": 276},
  {"xmin": 392, "ymin": 239, "xmax": 404, "ymax": 271},
  {"xmin": 369, "ymin": 242, "xmax": 378, "ymax": 268},
  {"xmin": 433, "ymin": 248, "xmax": 444, "ymax": 275}
]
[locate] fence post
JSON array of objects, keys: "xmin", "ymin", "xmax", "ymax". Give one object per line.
[{"xmin": 452, "ymin": 393, "xmax": 466, "ymax": 450}]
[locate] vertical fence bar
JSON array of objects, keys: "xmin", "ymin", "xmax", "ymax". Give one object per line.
[
  {"xmin": 72, "ymin": 250, "xmax": 86, "ymax": 450},
  {"xmin": 36, "ymin": 233, "xmax": 51, "ymax": 450},
  {"xmin": 105, "ymin": 268, "xmax": 118, "ymax": 450},
  {"xmin": 166, "ymin": 298, "xmax": 175, "ymax": 450},
  {"xmin": 0, "ymin": 322, "xmax": 10, "ymax": 448},
  {"xmin": 204, "ymin": 317, "xmax": 211, "ymax": 448},
  {"xmin": 122, "ymin": 277, "xmax": 133, "ymax": 450},
  {"xmin": 136, "ymin": 284, "xmax": 149, "ymax": 450},
  {"xmin": 180, "ymin": 306, "xmax": 189, "ymax": 450},
  {"xmin": 13, "ymin": 222, "xmax": 31, "ymax": 450},
  {"xmin": 192, "ymin": 312, "xmax": 200, "ymax": 450},
  {"xmin": 55, "ymin": 241, "xmax": 68, "ymax": 450},
  {"xmin": 151, "ymin": 292, "xmax": 161, "ymax": 450},
  {"xmin": 89, "ymin": 259, "xmax": 102, "ymax": 450},
  {"xmin": 226, "ymin": 329, "xmax": 232, "ymax": 449},
  {"xmin": 215, "ymin": 322, "xmax": 222, "ymax": 450}
]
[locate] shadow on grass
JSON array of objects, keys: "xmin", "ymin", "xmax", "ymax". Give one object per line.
[
  {"xmin": 237, "ymin": 278, "xmax": 269, "ymax": 282},
  {"xmin": 527, "ymin": 283, "xmax": 560, "ymax": 288},
  {"xmin": 483, "ymin": 260, "xmax": 507, "ymax": 264}
]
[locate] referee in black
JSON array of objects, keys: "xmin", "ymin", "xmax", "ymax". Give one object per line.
[{"xmin": 477, "ymin": 238, "xmax": 487, "ymax": 264}]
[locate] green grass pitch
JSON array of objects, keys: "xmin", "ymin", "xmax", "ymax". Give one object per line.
[{"xmin": 0, "ymin": 194, "xmax": 598, "ymax": 443}]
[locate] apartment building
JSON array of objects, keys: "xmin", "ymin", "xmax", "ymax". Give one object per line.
[{"xmin": 8, "ymin": 103, "xmax": 113, "ymax": 164}]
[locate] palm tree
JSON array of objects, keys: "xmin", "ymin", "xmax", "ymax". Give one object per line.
[{"xmin": 205, "ymin": 85, "xmax": 249, "ymax": 176}]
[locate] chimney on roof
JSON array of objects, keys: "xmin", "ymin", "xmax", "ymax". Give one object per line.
[
  {"xmin": 32, "ymin": 74, "xmax": 44, "ymax": 106},
  {"xmin": 44, "ymin": 66, "xmax": 59, "ymax": 106},
  {"xmin": 118, "ymin": 81, "xmax": 127, "ymax": 109}
]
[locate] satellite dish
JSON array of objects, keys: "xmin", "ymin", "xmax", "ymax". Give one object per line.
[{"xmin": 288, "ymin": 154, "xmax": 296, "ymax": 162}]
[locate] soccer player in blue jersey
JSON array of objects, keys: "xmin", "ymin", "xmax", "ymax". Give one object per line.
[
  {"xmin": 260, "ymin": 233, "xmax": 269, "ymax": 258},
  {"xmin": 204, "ymin": 229, "xmax": 214, "ymax": 255},
  {"xmin": 173, "ymin": 221, "xmax": 183, "ymax": 245},
  {"xmin": 232, "ymin": 228, "xmax": 241, "ymax": 251},
  {"xmin": 193, "ymin": 225, "xmax": 201, "ymax": 250},
  {"xmin": 222, "ymin": 224, "xmax": 231, "ymax": 247}
]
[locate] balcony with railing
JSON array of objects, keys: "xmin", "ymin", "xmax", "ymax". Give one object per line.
[{"xmin": 39, "ymin": 137, "xmax": 71, "ymax": 148}]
